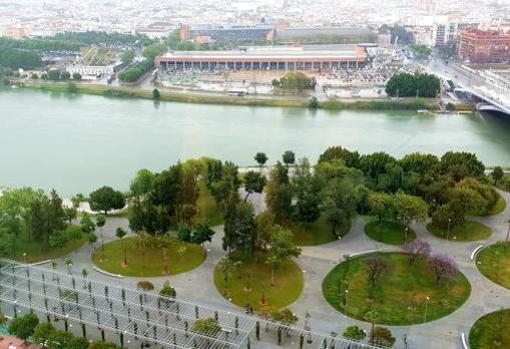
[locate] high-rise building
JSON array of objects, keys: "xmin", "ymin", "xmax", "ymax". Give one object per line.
[{"xmin": 458, "ymin": 29, "xmax": 510, "ymax": 63}]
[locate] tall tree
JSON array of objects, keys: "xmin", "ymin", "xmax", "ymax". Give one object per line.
[{"xmin": 89, "ymin": 186, "xmax": 125, "ymax": 215}]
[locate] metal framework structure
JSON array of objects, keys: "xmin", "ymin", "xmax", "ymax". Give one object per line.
[{"xmin": 0, "ymin": 259, "xmax": 385, "ymax": 349}]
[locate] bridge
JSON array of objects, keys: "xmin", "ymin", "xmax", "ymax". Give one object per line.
[
  {"xmin": 0, "ymin": 259, "xmax": 384, "ymax": 349},
  {"xmin": 426, "ymin": 58, "xmax": 510, "ymax": 116}
]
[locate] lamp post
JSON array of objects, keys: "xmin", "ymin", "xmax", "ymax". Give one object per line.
[
  {"xmin": 22, "ymin": 253, "xmax": 27, "ymax": 264},
  {"xmin": 405, "ymin": 226, "xmax": 409, "ymax": 244},
  {"xmin": 446, "ymin": 218, "xmax": 452, "ymax": 241},
  {"xmin": 343, "ymin": 289, "xmax": 349, "ymax": 310},
  {"xmin": 424, "ymin": 296, "xmax": 430, "ymax": 323}
]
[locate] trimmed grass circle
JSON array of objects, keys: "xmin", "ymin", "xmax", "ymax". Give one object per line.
[
  {"xmin": 476, "ymin": 242, "xmax": 510, "ymax": 289},
  {"xmin": 214, "ymin": 252, "xmax": 304, "ymax": 310},
  {"xmin": 322, "ymin": 252, "xmax": 471, "ymax": 325},
  {"xmin": 427, "ymin": 221, "xmax": 492, "ymax": 241},
  {"xmin": 92, "ymin": 236, "xmax": 205, "ymax": 277},
  {"xmin": 364, "ymin": 220, "xmax": 416, "ymax": 245},
  {"xmin": 469, "ymin": 309, "xmax": 510, "ymax": 349}
]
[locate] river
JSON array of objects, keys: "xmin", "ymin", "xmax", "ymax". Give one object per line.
[{"xmin": 1, "ymin": 88, "xmax": 510, "ymax": 195}]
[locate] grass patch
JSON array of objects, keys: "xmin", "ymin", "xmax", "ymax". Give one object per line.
[
  {"xmin": 427, "ymin": 221, "xmax": 492, "ymax": 241},
  {"xmin": 92, "ymin": 236, "xmax": 205, "ymax": 277},
  {"xmin": 285, "ymin": 215, "xmax": 351, "ymax": 246},
  {"xmin": 196, "ymin": 181, "xmax": 223, "ymax": 226},
  {"xmin": 364, "ymin": 220, "xmax": 416, "ymax": 245},
  {"xmin": 11, "ymin": 235, "xmax": 87, "ymax": 263},
  {"xmin": 213, "ymin": 252, "xmax": 304, "ymax": 310},
  {"xmin": 469, "ymin": 309, "xmax": 510, "ymax": 349},
  {"xmin": 476, "ymin": 242, "xmax": 510, "ymax": 289},
  {"xmin": 322, "ymin": 252, "xmax": 471, "ymax": 325},
  {"xmin": 319, "ymin": 98, "xmax": 439, "ymax": 111}
]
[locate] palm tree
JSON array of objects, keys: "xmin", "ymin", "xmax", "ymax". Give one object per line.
[
  {"xmin": 51, "ymin": 259, "xmax": 58, "ymax": 280},
  {"xmin": 96, "ymin": 214, "xmax": 107, "ymax": 261},
  {"xmin": 81, "ymin": 268, "xmax": 88, "ymax": 288},
  {"xmin": 115, "ymin": 227, "xmax": 128, "ymax": 267},
  {"xmin": 64, "ymin": 258, "xmax": 73, "ymax": 275}
]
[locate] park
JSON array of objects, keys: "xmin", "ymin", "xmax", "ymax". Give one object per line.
[{"xmin": 0, "ymin": 148, "xmax": 509, "ymax": 349}]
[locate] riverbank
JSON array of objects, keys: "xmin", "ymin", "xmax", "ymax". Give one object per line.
[{"xmin": 13, "ymin": 80, "xmax": 444, "ymax": 111}]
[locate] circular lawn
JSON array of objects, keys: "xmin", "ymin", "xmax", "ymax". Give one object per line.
[
  {"xmin": 92, "ymin": 236, "xmax": 205, "ymax": 277},
  {"xmin": 214, "ymin": 252, "xmax": 304, "ymax": 310},
  {"xmin": 476, "ymin": 242, "xmax": 510, "ymax": 289},
  {"xmin": 427, "ymin": 221, "xmax": 492, "ymax": 242},
  {"xmin": 470, "ymin": 309, "xmax": 510, "ymax": 349},
  {"xmin": 364, "ymin": 220, "xmax": 416, "ymax": 245},
  {"xmin": 322, "ymin": 252, "xmax": 471, "ymax": 325}
]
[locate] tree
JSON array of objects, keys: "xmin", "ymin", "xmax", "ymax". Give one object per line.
[
  {"xmin": 47, "ymin": 330, "xmax": 74, "ymax": 349},
  {"xmin": 192, "ymin": 318, "xmax": 221, "ymax": 337},
  {"xmin": 191, "ymin": 222, "xmax": 215, "ymax": 246},
  {"xmin": 385, "ymin": 72, "xmax": 440, "ymax": 98},
  {"xmin": 33, "ymin": 322, "xmax": 57, "ymax": 345},
  {"xmin": 271, "ymin": 308, "xmax": 298, "ymax": 325},
  {"xmin": 8, "ymin": 313, "xmax": 39, "ymax": 342},
  {"xmin": 371, "ymin": 326, "xmax": 395, "ymax": 347},
  {"xmin": 243, "ymin": 171, "xmax": 266, "ymax": 201},
  {"xmin": 89, "ymin": 186, "xmax": 125, "ymax": 215},
  {"xmin": 265, "ymin": 162, "xmax": 293, "ymax": 221},
  {"xmin": 394, "ymin": 193, "xmax": 428, "ymax": 229},
  {"xmin": 95, "ymin": 213, "xmax": 107, "ymax": 256},
  {"xmin": 343, "ymin": 325, "xmax": 366, "ymax": 340},
  {"xmin": 65, "ymin": 257, "xmax": 73, "ymax": 274},
  {"xmin": 121, "ymin": 50, "xmax": 135, "ymax": 63},
  {"xmin": 254, "ymin": 152, "xmax": 268, "ymax": 168},
  {"xmin": 277, "ymin": 72, "xmax": 316, "ymax": 90},
  {"xmin": 282, "ymin": 150, "xmax": 295, "ymax": 167},
  {"xmin": 130, "ymin": 169, "xmax": 155, "ymax": 197},
  {"xmin": 318, "ymin": 146, "xmax": 360, "ymax": 167},
  {"xmin": 116, "ymin": 227, "xmax": 128, "ymax": 266},
  {"xmin": 491, "ymin": 166, "xmax": 504, "ymax": 185},
  {"xmin": 439, "ymin": 152, "xmax": 485, "ymax": 180},
  {"xmin": 72, "ymin": 72, "xmax": 82, "ymax": 81},
  {"xmin": 152, "ymin": 88, "xmax": 161, "ymax": 100},
  {"xmin": 321, "ymin": 178, "xmax": 357, "ymax": 236},
  {"xmin": 223, "ymin": 201, "xmax": 257, "ymax": 255},
  {"xmin": 428, "ymin": 254, "xmax": 457, "ymax": 285},
  {"xmin": 68, "ymin": 337, "xmax": 89, "ymax": 349},
  {"xmin": 365, "ymin": 256, "xmax": 390, "ymax": 288},
  {"xmin": 266, "ymin": 229, "xmax": 301, "ymax": 285},
  {"xmin": 63, "ymin": 206, "xmax": 77, "ymax": 224},
  {"xmin": 401, "ymin": 239, "xmax": 431, "ymax": 265},
  {"xmin": 367, "ymin": 192, "xmax": 394, "ymax": 222}
]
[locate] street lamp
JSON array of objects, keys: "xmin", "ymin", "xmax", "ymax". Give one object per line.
[
  {"xmin": 22, "ymin": 253, "xmax": 27, "ymax": 264},
  {"xmin": 424, "ymin": 296, "xmax": 430, "ymax": 323},
  {"xmin": 446, "ymin": 218, "xmax": 452, "ymax": 241},
  {"xmin": 343, "ymin": 289, "xmax": 349, "ymax": 309}
]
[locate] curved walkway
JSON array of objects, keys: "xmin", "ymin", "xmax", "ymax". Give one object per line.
[{"xmin": 53, "ymin": 190, "xmax": 510, "ymax": 349}]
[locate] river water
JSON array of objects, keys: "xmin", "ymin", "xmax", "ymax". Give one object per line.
[{"xmin": 1, "ymin": 88, "xmax": 510, "ymax": 195}]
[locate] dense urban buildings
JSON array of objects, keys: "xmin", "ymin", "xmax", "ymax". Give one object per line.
[{"xmin": 458, "ymin": 28, "xmax": 510, "ymax": 63}]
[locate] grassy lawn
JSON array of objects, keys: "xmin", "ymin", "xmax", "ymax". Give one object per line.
[
  {"xmin": 285, "ymin": 215, "xmax": 351, "ymax": 246},
  {"xmin": 427, "ymin": 221, "xmax": 492, "ymax": 241},
  {"xmin": 92, "ymin": 236, "xmax": 205, "ymax": 277},
  {"xmin": 364, "ymin": 220, "xmax": 416, "ymax": 245},
  {"xmin": 12, "ymin": 235, "xmax": 87, "ymax": 263},
  {"xmin": 468, "ymin": 193, "xmax": 507, "ymax": 216},
  {"xmin": 476, "ymin": 242, "xmax": 510, "ymax": 289},
  {"xmin": 196, "ymin": 181, "xmax": 223, "ymax": 226},
  {"xmin": 322, "ymin": 252, "xmax": 471, "ymax": 325},
  {"xmin": 469, "ymin": 309, "xmax": 510, "ymax": 349},
  {"xmin": 213, "ymin": 252, "xmax": 304, "ymax": 310}
]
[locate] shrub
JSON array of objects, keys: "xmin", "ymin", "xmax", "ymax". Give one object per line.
[
  {"xmin": 343, "ymin": 325, "xmax": 366, "ymax": 340},
  {"xmin": 371, "ymin": 326, "xmax": 395, "ymax": 347},
  {"xmin": 137, "ymin": 280, "xmax": 154, "ymax": 291}
]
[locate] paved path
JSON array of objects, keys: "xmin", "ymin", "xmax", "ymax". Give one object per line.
[{"xmin": 52, "ymin": 190, "xmax": 510, "ymax": 349}]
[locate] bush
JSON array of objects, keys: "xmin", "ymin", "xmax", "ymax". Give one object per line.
[
  {"xmin": 137, "ymin": 280, "xmax": 154, "ymax": 291},
  {"xmin": 191, "ymin": 318, "xmax": 221, "ymax": 337},
  {"xmin": 308, "ymin": 96, "xmax": 319, "ymax": 109},
  {"xmin": 275, "ymin": 72, "xmax": 316, "ymax": 90},
  {"xmin": 72, "ymin": 72, "xmax": 82, "ymax": 81},
  {"xmin": 8, "ymin": 313, "xmax": 39, "ymax": 341},
  {"xmin": 343, "ymin": 325, "xmax": 366, "ymax": 340},
  {"xmin": 159, "ymin": 281, "xmax": 176, "ymax": 298},
  {"xmin": 152, "ymin": 88, "xmax": 160, "ymax": 100},
  {"xmin": 371, "ymin": 326, "xmax": 395, "ymax": 347}
]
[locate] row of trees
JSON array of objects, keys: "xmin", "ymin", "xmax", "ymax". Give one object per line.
[
  {"xmin": 272, "ymin": 72, "xmax": 317, "ymax": 90},
  {"xmin": 8, "ymin": 312, "xmax": 124, "ymax": 349}
]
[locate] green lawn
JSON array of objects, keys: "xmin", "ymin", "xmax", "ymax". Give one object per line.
[
  {"xmin": 364, "ymin": 220, "xmax": 416, "ymax": 245},
  {"xmin": 476, "ymin": 242, "xmax": 510, "ymax": 289},
  {"xmin": 469, "ymin": 193, "xmax": 507, "ymax": 216},
  {"xmin": 469, "ymin": 309, "xmax": 510, "ymax": 349},
  {"xmin": 322, "ymin": 252, "xmax": 471, "ymax": 325},
  {"xmin": 92, "ymin": 236, "xmax": 205, "ymax": 277},
  {"xmin": 10, "ymin": 232, "xmax": 86, "ymax": 263},
  {"xmin": 427, "ymin": 221, "xmax": 492, "ymax": 241},
  {"xmin": 196, "ymin": 181, "xmax": 223, "ymax": 226},
  {"xmin": 214, "ymin": 252, "xmax": 304, "ymax": 310},
  {"xmin": 286, "ymin": 215, "xmax": 351, "ymax": 246}
]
